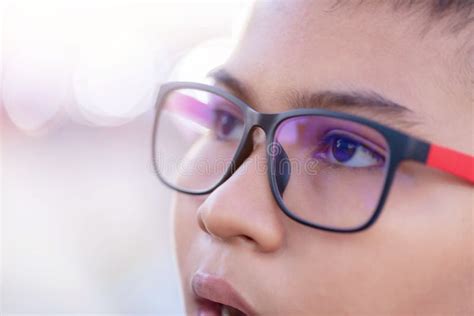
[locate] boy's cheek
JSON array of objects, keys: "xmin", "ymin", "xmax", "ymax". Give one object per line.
[
  {"xmin": 382, "ymin": 161, "xmax": 472, "ymax": 231},
  {"xmin": 374, "ymin": 163, "xmax": 473, "ymax": 297},
  {"xmin": 169, "ymin": 165, "xmax": 473, "ymax": 313},
  {"xmin": 171, "ymin": 193, "xmax": 211, "ymax": 275},
  {"xmin": 172, "ymin": 194, "xmax": 199, "ymax": 269}
]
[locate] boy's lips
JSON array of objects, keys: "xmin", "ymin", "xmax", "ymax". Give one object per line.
[{"xmin": 191, "ymin": 272, "xmax": 256, "ymax": 316}]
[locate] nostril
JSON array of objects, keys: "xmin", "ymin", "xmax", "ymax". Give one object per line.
[{"xmin": 240, "ymin": 235, "xmax": 253, "ymax": 243}]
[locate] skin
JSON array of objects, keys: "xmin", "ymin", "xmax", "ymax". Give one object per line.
[{"xmin": 172, "ymin": 1, "xmax": 473, "ymax": 315}]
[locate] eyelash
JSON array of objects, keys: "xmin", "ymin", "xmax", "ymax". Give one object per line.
[
  {"xmin": 211, "ymin": 108, "xmax": 244, "ymax": 140},
  {"xmin": 315, "ymin": 130, "xmax": 386, "ymax": 168}
]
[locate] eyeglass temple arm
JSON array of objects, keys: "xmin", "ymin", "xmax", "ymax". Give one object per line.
[{"xmin": 425, "ymin": 144, "xmax": 474, "ymax": 184}]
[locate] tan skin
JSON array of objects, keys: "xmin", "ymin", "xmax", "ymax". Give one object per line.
[{"xmin": 172, "ymin": 1, "xmax": 473, "ymax": 315}]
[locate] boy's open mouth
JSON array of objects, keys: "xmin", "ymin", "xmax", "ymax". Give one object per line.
[
  {"xmin": 192, "ymin": 272, "xmax": 254, "ymax": 316},
  {"xmin": 196, "ymin": 298, "xmax": 247, "ymax": 316}
]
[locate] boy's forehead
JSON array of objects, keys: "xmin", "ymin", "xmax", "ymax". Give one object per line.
[
  {"xmin": 226, "ymin": 0, "xmax": 467, "ymax": 106},
  {"xmin": 221, "ymin": 0, "xmax": 472, "ymax": 150},
  {"xmin": 241, "ymin": 0, "xmax": 469, "ymax": 62}
]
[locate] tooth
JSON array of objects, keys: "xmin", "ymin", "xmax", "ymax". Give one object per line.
[{"xmin": 221, "ymin": 305, "xmax": 231, "ymax": 316}]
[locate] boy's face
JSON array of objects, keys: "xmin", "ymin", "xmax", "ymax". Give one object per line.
[{"xmin": 172, "ymin": 1, "xmax": 473, "ymax": 315}]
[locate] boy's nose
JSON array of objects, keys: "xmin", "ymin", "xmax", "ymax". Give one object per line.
[{"xmin": 196, "ymin": 141, "xmax": 285, "ymax": 253}]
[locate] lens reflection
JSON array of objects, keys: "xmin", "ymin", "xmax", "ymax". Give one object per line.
[
  {"xmin": 273, "ymin": 116, "xmax": 389, "ymax": 230},
  {"xmin": 154, "ymin": 89, "xmax": 244, "ymax": 192}
]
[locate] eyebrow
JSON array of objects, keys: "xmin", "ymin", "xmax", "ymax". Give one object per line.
[
  {"xmin": 208, "ymin": 68, "xmax": 253, "ymax": 101},
  {"xmin": 208, "ymin": 68, "xmax": 419, "ymax": 129}
]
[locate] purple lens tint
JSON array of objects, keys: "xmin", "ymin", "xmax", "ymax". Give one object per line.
[
  {"xmin": 154, "ymin": 89, "xmax": 245, "ymax": 192},
  {"xmin": 273, "ymin": 116, "xmax": 389, "ymax": 229}
]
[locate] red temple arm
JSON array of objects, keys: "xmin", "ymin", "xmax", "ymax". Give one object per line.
[{"xmin": 426, "ymin": 144, "xmax": 474, "ymax": 183}]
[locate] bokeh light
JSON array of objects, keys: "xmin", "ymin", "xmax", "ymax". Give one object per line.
[
  {"xmin": 73, "ymin": 27, "xmax": 165, "ymax": 126},
  {"xmin": 1, "ymin": 0, "xmax": 251, "ymax": 132},
  {"xmin": 0, "ymin": 0, "xmax": 252, "ymax": 313},
  {"xmin": 169, "ymin": 38, "xmax": 236, "ymax": 82},
  {"xmin": 2, "ymin": 2, "xmax": 73, "ymax": 133}
]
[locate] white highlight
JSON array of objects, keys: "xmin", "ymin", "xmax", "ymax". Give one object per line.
[
  {"xmin": 0, "ymin": 0, "xmax": 251, "ymax": 132},
  {"xmin": 73, "ymin": 28, "xmax": 161, "ymax": 125},
  {"xmin": 2, "ymin": 2, "xmax": 72, "ymax": 132},
  {"xmin": 169, "ymin": 38, "xmax": 237, "ymax": 83}
]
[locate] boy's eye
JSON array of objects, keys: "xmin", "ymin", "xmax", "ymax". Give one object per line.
[
  {"xmin": 317, "ymin": 132, "xmax": 385, "ymax": 168},
  {"xmin": 212, "ymin": 109, "xmax": 244, "ymax": 141}
]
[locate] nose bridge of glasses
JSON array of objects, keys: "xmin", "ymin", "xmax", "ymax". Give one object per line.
[
  {"xmin": 252, "ymin": 112, "xmax": 277, "ymax": 132},
  {"xmin": 249, "ymin": 112, "xmax": 291, "ymax": 195},
  {"xmin": 230, "ymin": 124, "xmax": 268, "ymax": 176},
  {"xmin": 238, "ymin": 111, "xmax": 291, "ymax": 195}
]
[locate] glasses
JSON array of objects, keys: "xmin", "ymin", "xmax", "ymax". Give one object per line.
[{"xmin": 152, "ymin": 82, "xmax": 474, "ymax": 233}]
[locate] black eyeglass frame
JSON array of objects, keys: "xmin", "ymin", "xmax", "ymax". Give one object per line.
[{"xmin": 152, "ymin": 82, "xmax": 431, "ymax": 233}]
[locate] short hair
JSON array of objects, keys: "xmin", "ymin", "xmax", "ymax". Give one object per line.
[
  {"xmin": 332, "ymin": 0, "xmax": 474, "ymax": 34},
  {"xmin": 396, "ymin": 0, "xmax": 473, "ymax": 33}
]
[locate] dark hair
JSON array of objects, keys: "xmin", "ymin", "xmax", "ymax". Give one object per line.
[
  {"xmin": 396, "ymin": 0, "xmax": 473, "ymax": 33},
  {"xmin": 333, "ymin": 0, "xmax": 474, "ymax": 34}
]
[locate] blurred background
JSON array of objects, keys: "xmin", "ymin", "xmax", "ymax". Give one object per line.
[{"xmin": 0, "ymin": 0, "xmax": 251, "ymax": 314}]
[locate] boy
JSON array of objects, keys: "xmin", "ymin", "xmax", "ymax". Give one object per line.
[{"xmin": 154, "ymin": 1, "xmax": 473, "ymax": 314}]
